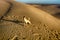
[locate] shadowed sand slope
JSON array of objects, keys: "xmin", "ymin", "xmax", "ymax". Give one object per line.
[
  {"xmin": 0, "ymin": 0, "xmax": 10, "ymax": 18},
  {"xmin": 0, "ymin": 1, "xmax": 60, "ymax": 40}
]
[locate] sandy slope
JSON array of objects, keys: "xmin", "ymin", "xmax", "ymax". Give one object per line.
[
  {"xmin": 30, "ymin": 4, "xmax": 60, "ymax": 19},
  {"xmin": 0, "ymin": 1, "xmax": 60, "ymax": 40},
  {"xmin": 0, "ymin": 0, "xmax": 10, "ymax": 18}
]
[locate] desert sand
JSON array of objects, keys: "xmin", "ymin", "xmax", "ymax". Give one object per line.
[
  {"xmin": 0, "ymin": 0, "xmax": 60, "ymax": 40},
  {"xmin": 30, "ymin": 4, "xmax": 60, "ymax": 19}
]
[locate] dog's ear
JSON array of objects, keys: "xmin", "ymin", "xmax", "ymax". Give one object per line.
[{"xmin": 23, "ymin": 16, "xmax": 25, "ymax": 18}]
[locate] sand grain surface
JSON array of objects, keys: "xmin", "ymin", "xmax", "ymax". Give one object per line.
[{"xmin": 0, "ymin": 1, "xmax": 60, "ymax": 40}]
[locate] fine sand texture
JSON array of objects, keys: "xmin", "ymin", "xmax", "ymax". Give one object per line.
[{"xmin": 0, "ymin": 0, "xmax": 60, "ymax": 40}]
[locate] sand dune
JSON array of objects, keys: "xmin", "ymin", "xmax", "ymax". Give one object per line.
[
  {"xmin": 0, "ymin": 0, "xmax": 10, "ymax": 18},
  {"xmin": 30, "ymin": 4, "xmax": 60, "ymax": 19},
  {"xmin": 0, "ymin": 0, "xmax": 60, "ymax": 40}
]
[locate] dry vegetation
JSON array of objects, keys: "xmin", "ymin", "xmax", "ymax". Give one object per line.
[{"xmin": 0, "ymin": 0, "xmax": 60, "ymax": 40}]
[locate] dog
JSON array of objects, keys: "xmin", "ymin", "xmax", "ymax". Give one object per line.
[{"xmin": 23, "ymin": 16, "xmax": 31, "ymax": 25}]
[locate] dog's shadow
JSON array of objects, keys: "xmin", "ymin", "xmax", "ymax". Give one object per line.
[{"xmin": 1, "ymin": 19, "xmax": 24, "ymax": 26}]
